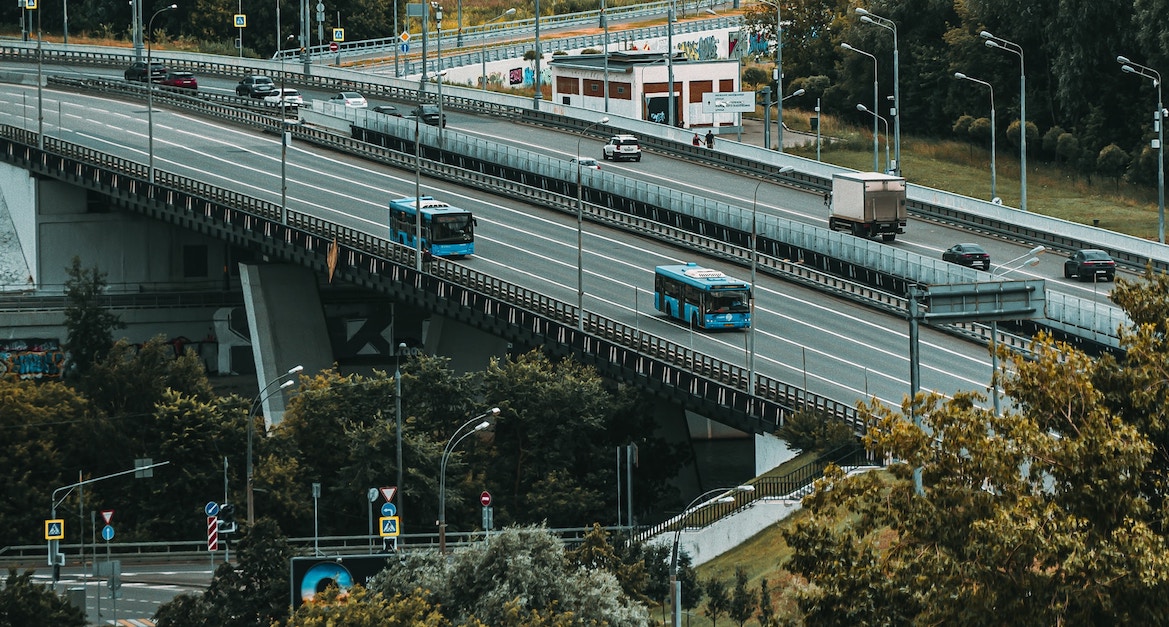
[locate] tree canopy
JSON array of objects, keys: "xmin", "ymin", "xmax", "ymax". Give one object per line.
[{"xmin": 782, "ymin": 269, "xmax": 1169, "ymax": 623}]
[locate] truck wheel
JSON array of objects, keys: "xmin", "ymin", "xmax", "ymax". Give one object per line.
[{"xmin": 882, "ymin": 234, "xmax": 896, "ymax": 242}]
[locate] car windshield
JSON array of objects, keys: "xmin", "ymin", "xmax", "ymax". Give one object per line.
[
  {"xmin": 340, "ymin": 92, "xmax": 361, "ymax": 99},
  {"xmin": 1083, "ymin": 251, "xmax": 1112, "ymax": 261},
  {"xmin": 708, "ymin": 290, "xmax": 750, "ymax": 314},
  {"xmin": 430, "ymin": 214, "xmax": 473, "ymax": 243}
]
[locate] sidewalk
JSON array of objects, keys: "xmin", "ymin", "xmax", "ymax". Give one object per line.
[{"xmin": 730, "ymin": 115, "xmax": 819, "ymax": 151}]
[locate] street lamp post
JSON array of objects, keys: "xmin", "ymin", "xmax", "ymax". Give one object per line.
[
  {"xmin": 955, "ymin": 72, "xmax": 996, "ymax": 201},
  {"xmin": 247, "ymin": 364, "xmax": 303, "ymax": 526},
  {"xmin": 533, "ymin": 0, "xmax": 541, "ymax": 109},
  {"xmin": 395, "ymin": 342, "xmax": 407, "ymax": 530},
  {"xmin": 481, "ymin": 8, "xmax": 516, "ymax": 90},
  {"xmin": 577, "ymin": 116, "xmax": 609, "ymax": 331},
  {"xmin": 856, "ymin": 8, "xmax": 899, "ymax": 175},
  {"xmin": 279, "ymin": 34, "xmax": 295, "ymax": 224},
  {"xmin": 980, "ymin": 30, "xmax": 1025, "ymax": 210},
  {"xmin": 669, "ymin": 485, "xmax": 755, "ymax": 627},
  {"xmin": 1118, "ymin": 56, "xmax": 1165, "ymax": 244},
  {"xmin": 147, "ymin": 3, "xmax": 178, "ymax": 184},
  {"xmin": 857, "ymin": 104, "xmax": 890, "ymax": 173},
  {"xmin": 433, "ymin": 3, "xmax": 444, "ymax": 144},
  {"xmin": 413, "ymin": 112, "xmax": 423, "ymax": 271},
  {"xmin": 667, "ymin": 0, "xmax": 676, "ymax": 127},
  {"xmin": 749, "ymin": 167, "xmax": 793, "ymax": 392},
  {"xmin": 757, "ymin": 0, "xmax": 784, "ymax": 150},
  {"xmin": 439, "ymin": 407, "xmax": 501, "ymax": 554},
  {"xmin": 988, "ymin": 246, "xmax": 1044, "ymax": 415},
  {"xmin": 841, "ymin": 42, "xmax": 879, "ymax": 172}
]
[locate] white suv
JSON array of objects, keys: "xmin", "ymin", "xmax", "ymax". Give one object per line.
[{"xmin": 602, "ymin": 135, "xmax": 642, "ymax": 162}]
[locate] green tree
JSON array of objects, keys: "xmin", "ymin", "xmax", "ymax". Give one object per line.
[
  {"xmin": 758, "ymin": 578, "xmax": 776, "ymax": 627},
  {"xmin": 372, "ymin": 525, "xmax": 650, "ymax": 626},
  {"xmin": 284, "ymin": 585, "xmax": 448, "ymax": 627},
  {"xmin": 742, "ymin": 66, "xmax": 769, "ymax": 90},
  {"xmin": 62, "ymin": 256, "xmax": 124, "ymax": 380},
  {"xmin": 728, "ymin": 567, "xmax": 757, "ymax": 626},
  {"xmin": 1055, "ymin": 132, "xmax": 1081, "ymax": 167},
  {"xmin": 1097, "ymin": 143, "xmax": 1131, "ymax": 188},
  {"xmin": 703, "ymin": 576, "xmax": 730, "ymax": 626},
  {"xmin": 1042, "ymin": 125, "xmax": 1067, "ymax": 158},
  {"xmin": 154, "ymin": 519, "xmax": 293, "ymax": 626},
  {"xmin": 968, "ymin": 117, "xmax": 992, "ymax": 147},
  {"xmin": 0, "ymin": 568, "xmax": 86, "ymax": 626},
  {"xmin": 952, "ymin": 114, "xmax": 974, "ymax": 137},
  {"xmin": 782, "ymin": 272, "xmax": 1169, "ymax": 623},
  {"xmin": 0, "ymin": 380, "xmax": 93, "ymax": 545},
  {"xmin": 776, "ymin": 408, "xmax": 855, "ymax": 453},
  {"xmin": 480, "ymin": 351, "xmax": 613, "ymax": 527}
]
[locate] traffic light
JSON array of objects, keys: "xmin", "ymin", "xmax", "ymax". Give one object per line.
[{"xmin": 218, "ymin": 503, "xmax": 237, "ymax": 533}]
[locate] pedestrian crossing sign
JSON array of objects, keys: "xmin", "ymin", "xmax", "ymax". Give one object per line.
[
  {"xmin": 45, "ymin": 519, "xmax": 64, "ymax": 540},
  {"xmin": 379, "ymin": 516, "xmax": 400, "ymax": 537}
]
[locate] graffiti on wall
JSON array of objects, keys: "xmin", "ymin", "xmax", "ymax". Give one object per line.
[
  {"xmin": 678, "ymin": 35, "xmax": 720, "ymax": 61},
  {"xmin": 0, "ymin": 338, "xmax": 67, "ymax": 380}
]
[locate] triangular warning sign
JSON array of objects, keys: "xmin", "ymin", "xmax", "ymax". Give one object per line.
[
  {"xmin": 380, "ymin": 486, "xmax": 397, "ymax": 502},
  {"xmin": 101, "ymin": 509, "xmax": 115, "ymax": 525}
]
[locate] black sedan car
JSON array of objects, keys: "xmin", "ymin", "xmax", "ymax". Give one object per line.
[
  {"xmin": 412, "ymin": 104, "xmax": 447, "ymax": 127},
  {"xmin": 942, "ymin": 243, "xmax": 991, "ymax": 270},
  {"xmin": 1064, "ymin": 249, "xmax": 1116, "ymax": 281}
]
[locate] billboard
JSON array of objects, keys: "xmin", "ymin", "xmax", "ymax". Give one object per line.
[{"xmin": 289, "ymin": 555, "xmax": 395, "ymax": 609}]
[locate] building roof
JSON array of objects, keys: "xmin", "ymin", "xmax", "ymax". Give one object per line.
[{"xmin": 548, "ymin": 51, "xmax": 690, "ymax": 72}]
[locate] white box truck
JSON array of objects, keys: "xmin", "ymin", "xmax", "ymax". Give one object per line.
[{"xmin": 828, "ymin": 172, "xmax": 908, "ymax": 242}]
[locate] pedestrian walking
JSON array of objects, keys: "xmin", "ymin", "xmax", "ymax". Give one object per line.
[
  {"xmin": 705, "ymin": 130, "xmax": 715, "ymax": 149},
  {"xmin": 692, "ymin": 133, "xmax": 702, "ymax": 147}
]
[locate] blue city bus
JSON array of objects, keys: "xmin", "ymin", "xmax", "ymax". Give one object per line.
[
  {"xmin": 654, "ymin": 262, "xmax": 751, "ymax": 330},
  {"xmin": 388, "ymin": 196, "xmax": 476, "ymax": 258}
]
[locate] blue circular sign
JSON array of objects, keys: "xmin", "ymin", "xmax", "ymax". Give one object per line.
[
  {"xmin": 400, "ymin": 43, "xmax": 409, "ymax": 53},
  {"xmin": 205, "ymin": 501, "xmax": 220, "ymax": 516},
  {"xmin": 381, "ymin": 502, "xmax": 397, "ymax": 517},
  {"xmin": 102, "ymin": 525, "xmax": 114, "ymax": 541}
]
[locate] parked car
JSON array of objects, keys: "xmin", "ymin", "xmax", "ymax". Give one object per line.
[
  {"xmin": 571, "ymin": 157, "xmax": 600, "ymax": 170},
  {"xmin": 941, "ymin": 243, "xmax": 990, "ymax": 270},
  {"xmin": 235, "ymin": 75, "xmax": 277, "ymax": 98},
  {"xmin": 124, "ymin": 61, "xmax": 167, "ymax": 82},
  {"xmin": 371, "ymin": 104, "xmax": 402, "ymax": 116},
  {"xmin": 602, "ymin": 134, "xmax": 642, "ymax": 162},
  {"xmin": 1064, "ymin": 249, "xmax": 1116, "ymax": 281},
  {"xmin": 160, "ymin": 71, "xmax": 197, "ymax": 90},
  {"xmin": 412, "ymin": 104, "xmax": 446, "ymax": 126},
  {"xmin": 329, "ymin": 91, "xmax": 368, "ymax": 108},
  {"xmin": 264, "ymin": 88, "xmax": 303, "ymax": 106}
]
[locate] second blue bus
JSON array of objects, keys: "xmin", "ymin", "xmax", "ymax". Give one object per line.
[
  {"xmin": 388, "ymin": 196, "xmax": 476, "ymax": 258},
  {"xmin": 654, "ymin": 262, "xmax": 751, "ymax": 330}
]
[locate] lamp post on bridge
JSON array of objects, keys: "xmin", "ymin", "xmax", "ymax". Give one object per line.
[
  {"xmin": 147, "ymin": 3, "xmax": 178, "ymax": 184},
  {"xmin": 438, "ymin": 407, "xmax": 500, "ymax": 554},
  {"xmin": 669, "ymin": 485, "xmax": 754, "ymax": 627}
]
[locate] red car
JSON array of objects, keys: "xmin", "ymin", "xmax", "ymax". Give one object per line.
[{"xmin": 161, "ymin": 71, "xmax": 198, "ymax": 90}]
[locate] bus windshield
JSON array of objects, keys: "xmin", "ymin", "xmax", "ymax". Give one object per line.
[
  {"xmin": 430, "ymin": 213, "xmax": 473, "ymax": 243},
  {"xmin": 708, "ymin": 290, "xmax": 750, "ymax": 313}
]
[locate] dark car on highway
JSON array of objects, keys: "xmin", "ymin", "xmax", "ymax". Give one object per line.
[
  {"xmin": 235, "ymin": 75, "xmax": 277, "ymax": 98},
  {"xmin": 124, "ymin": 61, "xmax": 167, "ymax": 82},
  {"xmin": 941, "ymin": 243, "xmax": 991, "ymax": 270},
  {"xmin": 1064, "ymin": 249, "xmax": 1116, "ymax": 281},
  {"xmin": 413, "ymin": 104, "xmax": 446, "ymax": 127}
]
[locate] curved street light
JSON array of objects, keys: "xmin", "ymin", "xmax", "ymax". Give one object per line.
[
  {"xmin": 856, "ymin": 8, "xmax": 899, "ymax": 175},
  {"xmin": 147, "ymin": 3, "xmax": 178, "ymax": 184},
  {"xmin": 439, "ymin": 407, "xmax": 501, "ymax": 553},
  {"xmin": 954, "ymin": 72, "xmax": 996, "ymax": 201},
  {"xmin": 842, "ymin": 42, "xmax": 879, "ymax": 172},
  {"xmin": 857, "ymin": 104, "xmax": 890, "ymax": 173},
  {"xmin": 669, "ymin": 485, "xmax": 755, "ymax": 626},
  {"xmin": 247, "ymin": 364, "xmax": 303, "ymax": 525},
  {"xmin": 394, "ymin": 342, "xmax": 408, "ymax": 529},
  {"xmin": 480, "ymin": 8, "xmax": 516, "ymax": 91},
  {"xmin": 1117, "ymin": 55, "xmax": 1165, "ymax": 244},
  {"xmin": 980, "ymin": 30, "xmax": 1025, "ymax": 210},
  {"xmin": 577, "ymin": 116, "xmax": 609, "ymax": 330},
  {"xmin": 757, "ymin": 0, "xmax": 784, "ymax": 151}
]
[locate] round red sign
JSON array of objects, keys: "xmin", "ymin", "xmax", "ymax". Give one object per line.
[
  {"xmin": 329, "ymin": 41, "xmax": 339, "ymax": 52},
  {"xmin": 480, "ymin": 491, "xmax": 492, "ymax": 507}
]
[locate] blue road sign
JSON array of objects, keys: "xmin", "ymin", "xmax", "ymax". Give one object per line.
[
  {"xmin": 205, "ymin": 501, "xmax": 219, "ymax": 516},
  {"xmin": 102, "ymin": 525, "xmax": 114, "ymax": 541},
  {"xmin": 400, "ymin": 43, "xmax": 409, "ymax": 53},
  {"xmin": 379, "ymin": 516, "xmax": 400, "ymax": 537},
  {"xmin": 380, "ymin": 502, "xmax": 396, "ymax": 517}
]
